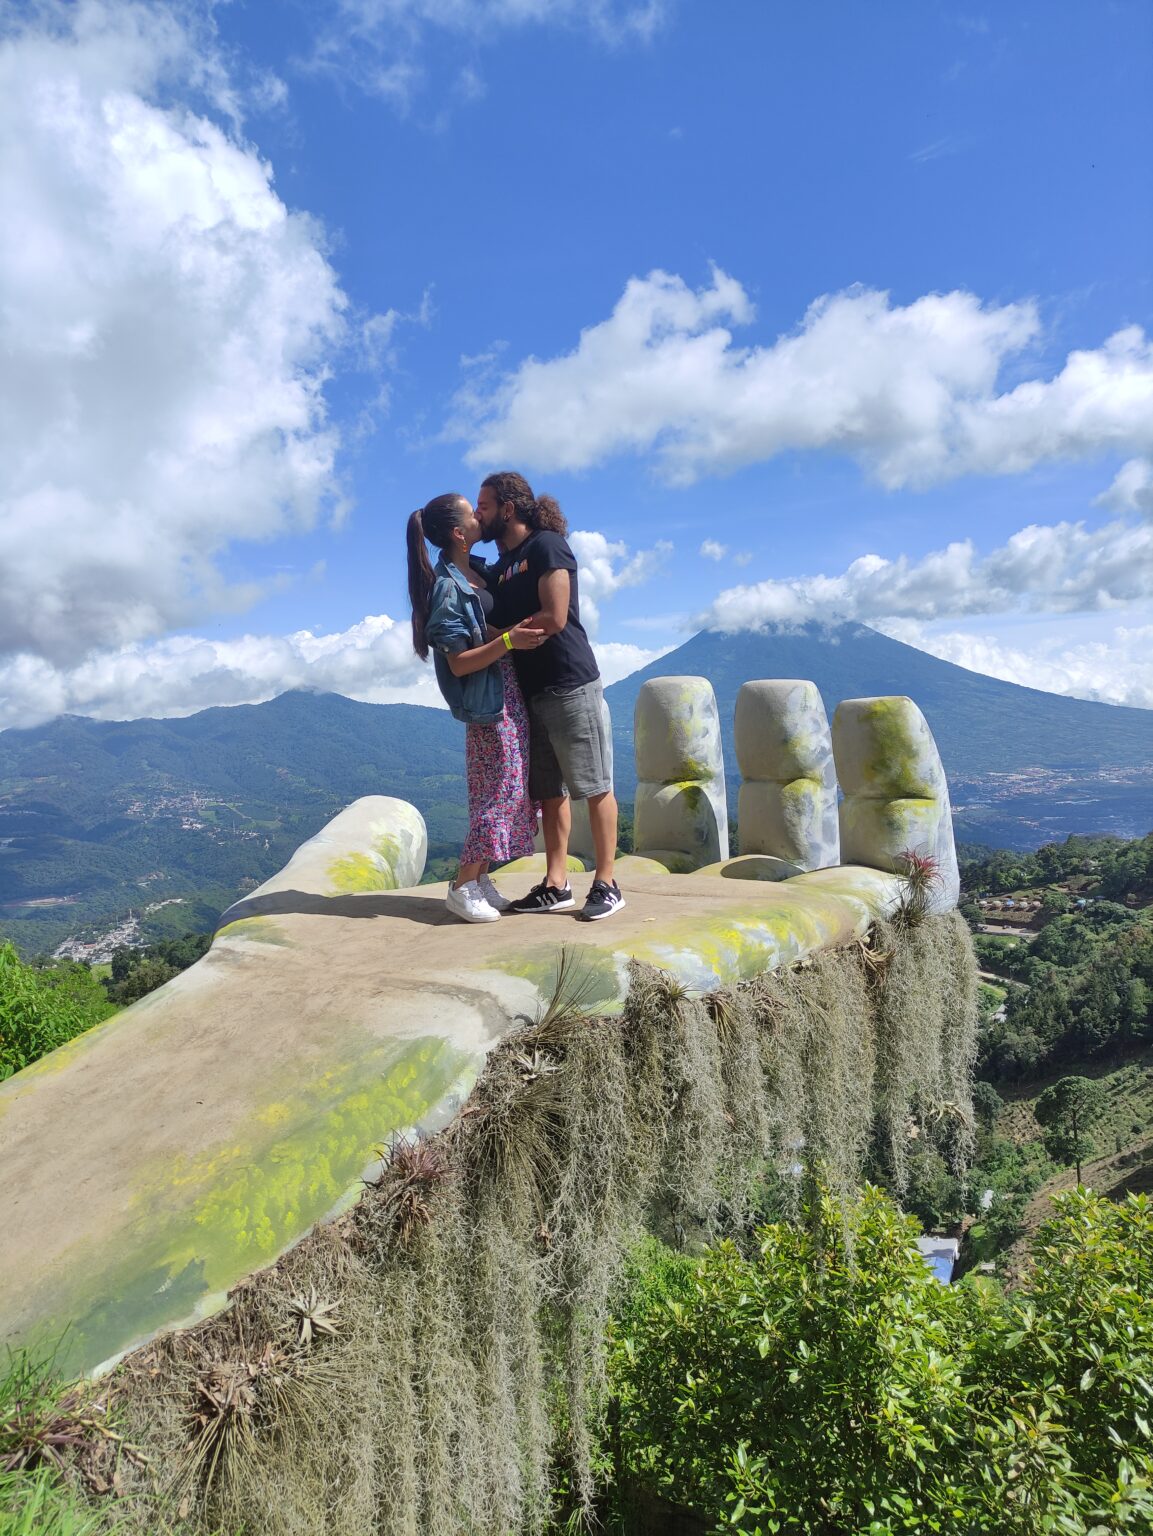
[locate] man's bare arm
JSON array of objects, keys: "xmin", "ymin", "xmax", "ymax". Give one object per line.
[{"xmin": 533, "ymin": 568, "xmax": 570, "ymax": 635}]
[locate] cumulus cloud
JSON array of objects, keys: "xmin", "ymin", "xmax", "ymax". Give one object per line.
[
  {"xmin": 568, "ymin": 530, "xmax": 672, "ymax": 632},
  {"xmin": 877, "ymin": 620, "xmax": 1153, "ymax": 710},
  {"xmin": 591, "ymin": 640, "xmax": 672, "ymax": 687},
  {"xmin": 312, "ymin": 0, "xmax": 667, "ymax": 104},
  {"xmin": 0, "ymin": 1, "xmax": 350, "ymax": 669},
  {"xmin": 700, "ymin": 539, "xmax": 727, "ymax": 560},
  {"xmin": 699, "ymin": 517, "xmax": 1153, "ymax": 633},
  {"xmin": 0, "ymin": 614, "xmax": 667, "ymax": 730},
  {"xmin": 0, "ymin": 616, "xmax": 439, "ymax": 732},
  {"xmin": 453, "ymin": 269, "xmax": 1153, "ymax": 487},
  {"xmin": 1096, "ymin": 457, "xmax": 1153, "ymax": 517}
]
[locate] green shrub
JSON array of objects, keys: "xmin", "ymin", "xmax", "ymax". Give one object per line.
[
  {"xmin": 0, "ymin": 944, "xmax": 114, "ymax": 1080},
  {"xmin": 610, "ymin": 1187, "xmax": 1153, "ymax": 1534},
  {"xmin": 611, "ymin": 1185, "xmax": 973, "ymax": 1531}
]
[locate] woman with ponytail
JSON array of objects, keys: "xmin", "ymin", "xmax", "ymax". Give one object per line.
[{"xmin": 406, "ymin": 493, "xmax": 546, "ymax": 923}]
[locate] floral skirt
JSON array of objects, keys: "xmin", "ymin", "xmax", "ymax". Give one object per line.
[{"xmin": 461, "ymin": 658, "xmax": 538, "ymax": 864}]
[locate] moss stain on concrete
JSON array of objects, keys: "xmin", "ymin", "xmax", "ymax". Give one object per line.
[
  {"xmin": 18, "ymin": 1033, "xmax": 474, "ymax": 1375},
  {"xmin": 857, "ymin": 697, "xmax": 930, "ymax": 798},
  {"xmin": 326, "ymin": 850, "xmax": 398, "ymax": 894},
  {"xmin": 214, "ymin": 917, "xmax": 291, "ymax": 947}
]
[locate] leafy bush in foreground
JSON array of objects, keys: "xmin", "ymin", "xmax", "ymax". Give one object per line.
[
  {"xmin": 0, "ymin": 944, "xmax": 114, "ymax": 1080},
  {"xmin": 610, "ymin": 1186, "xmax": 1153, "ymax": 1534}
]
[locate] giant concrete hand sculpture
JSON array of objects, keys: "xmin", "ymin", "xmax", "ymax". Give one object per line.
[
  {"xmin": 0, "ymin": 677, "xmax": 958, "ymax": 1377},
  {"xmin": 833, "ymin": 696, "xmax": 960, "ymax": 915},
  {"xmin": 731, "ymin": 679, "xmax": 839, "ymax": 877},
  {"xmin": 633, "ymin": 676, "xmax": 729, "ymax": 871}
]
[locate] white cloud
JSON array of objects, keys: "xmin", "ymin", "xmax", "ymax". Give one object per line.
[
  {"xmin": 700, "ymin": 539, "xmax": 727, "ymax": 561},
  {"xmin": 0, "ymin": 613, "xmax": 672, "ymax": 730},
  {"xmin": 0, "ymin": 1, "xmax": 349, "ymax": 669},
  {"xmin": 568, "ymin": 529, "xmax": 671, "ymax": 633},
  {"xmin": 591, "ymin": 640, "xmax": 672, "ymax": 687},
  {"xmin": 0, "ymin": 616, "xmax": 441, "ymax": 732},
  {"xmin": 699, "ymin": 516, "xmax": 1153, "ymax": 633},
  {"xmin": 878, "ymin": 620, "xmax": 1153, "ymax": 710},
  {"xmin": 311, "ymin": 0, "xmax": 667, "ymax": 105},
  {"xmin": 453, "ymin": 269, "xmax": 1153, "ymax": 488},
  {"xmin": 1096, "ymin": 457, "xmax": 1153, "ymax": 517}
]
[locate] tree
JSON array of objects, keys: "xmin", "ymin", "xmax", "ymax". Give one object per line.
[
  {"xmin": 971, "ymin": 1080, "xmax": 1004, "ymax": 1128},
  {"xmin": 1034, "ymin": 1075, "xmax": 1107, "ymax": 1183},
  {"xmin": 104, "ymin": 955, "xmax": 178, "ymax": 1007}
]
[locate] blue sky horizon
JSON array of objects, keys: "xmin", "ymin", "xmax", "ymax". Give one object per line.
[{"xmin": 1, "ymin": 0, "xmax": 1151, "ymax": 729}]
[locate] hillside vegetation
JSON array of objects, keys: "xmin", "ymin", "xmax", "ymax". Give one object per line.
[
  {"xmin": 0, "ymin": 942, "xmax": 114, "ymax": 1080},
  {"xmin": 964, "ymin": 834, "xmax": 1152, "ymax": 1081},
  {"xmin": 941, "ymin": 834, "xmax": 1153, "ymax": 1270},
  {"xmin": 0, "ymin": 694, "xmax": 466, "ymax": 954}
]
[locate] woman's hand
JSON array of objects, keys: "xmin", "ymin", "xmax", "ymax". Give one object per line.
[
  {"xmin": 507, "ymin": 620, "xmax": 547, "ymax": 650},
  {"xmin": 447, "ymin": 619, "xmax": 545, "ymax": 676}
]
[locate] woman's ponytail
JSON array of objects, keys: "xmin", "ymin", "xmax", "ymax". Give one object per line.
[
  {"xmin": 406, "ymin": 494, "xmax": 472, "ymax": 659},
  {"xmin": 406, "ymin": 508, "xmax": 435, "ymax": 659}
]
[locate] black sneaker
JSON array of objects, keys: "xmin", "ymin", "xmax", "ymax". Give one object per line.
[
  {"xmin": 579, "ymin": 879, "xmax": 626, "ymax": 921},
  {"xmin": 509, "ymin": 880, "xmax": 576, "ymax": 914}
]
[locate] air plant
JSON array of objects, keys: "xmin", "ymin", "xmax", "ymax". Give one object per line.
[
  {"xmin": 704, "ymin": 990, "xmax": 739, "ymax": 1045},
  {"xmin": 856, "ymin": 930, "xmax": 895, "ymax": 986},
  {"xmin": 510, "ymin": 1046, "xmax": 560, "ymax": 1083},
  {"xmin": 534, "ymin": 945, "xmax": 602, "ymax": 1043},
  {"xmin": 286, "ymin": 1288, "xmax": 341, "ymax": 1348},
  {"xmin": 373, "ymin": 1135, "xmax": 453, "ymax": 1247},
  {"xmin": 895, "ymin": 848, "xmax": 943, "ymax": 927},
  {"xmin": 180, "ymin": 1339, "xmax": 299, "ymax": 1496}
]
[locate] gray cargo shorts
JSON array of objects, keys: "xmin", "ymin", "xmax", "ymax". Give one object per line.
[{"xmin": 528, "ymin": 679, "xmax": 614, "ymax": 802}]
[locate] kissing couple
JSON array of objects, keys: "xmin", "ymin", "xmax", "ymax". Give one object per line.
[{"xmin": 405, "ymin": 471, "xmax": 624, "ymax": 925}]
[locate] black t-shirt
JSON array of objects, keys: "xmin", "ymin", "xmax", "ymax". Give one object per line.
[{"xmin": 487, "ymin": 530, "xmax": 600, "ymax": 699}]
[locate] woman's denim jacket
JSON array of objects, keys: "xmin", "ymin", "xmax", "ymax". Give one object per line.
[{"xmin": 425, "ymin": 554, "xmax": 505, "ymax": 725}]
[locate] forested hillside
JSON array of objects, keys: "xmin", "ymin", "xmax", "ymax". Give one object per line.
[
  {"xmin": 910, "ymin": 833, "xmax": 1153, "ymax": 1273},
  {"xmin": 0, "ymin": 693, "xmax": 465, "ymax": 953},
  {"xmin": 963, "ymin": 833, "xmax": 1153, "ymax": 1081}
]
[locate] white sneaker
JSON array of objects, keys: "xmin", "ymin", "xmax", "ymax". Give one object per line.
[
  {"xmin": 478, "ymin": 872, "xmax": 512, "ymax": 912},
  {"xmin": 446, "ymin": 880, "xmax": 501, "ymax": 924}
]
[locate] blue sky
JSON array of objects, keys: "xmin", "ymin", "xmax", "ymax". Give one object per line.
[{"xmin": 1, "ymin": 0, "xmax": 1151, "ymax": 727}]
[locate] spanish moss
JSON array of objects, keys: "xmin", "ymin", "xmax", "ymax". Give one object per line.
[{"xmin": 90, "ymin": 913, "xmax": 977, "ymax": 1536}]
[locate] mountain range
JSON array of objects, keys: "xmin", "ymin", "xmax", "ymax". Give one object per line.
[{"xmin": 0, "ymin": 623, "xmax": 1149, "ymax": 954}]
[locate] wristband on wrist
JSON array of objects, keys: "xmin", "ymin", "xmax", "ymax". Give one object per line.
[{"xmin": 501, "ymin": 630, "xmax": 513, "ymax": 651}]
